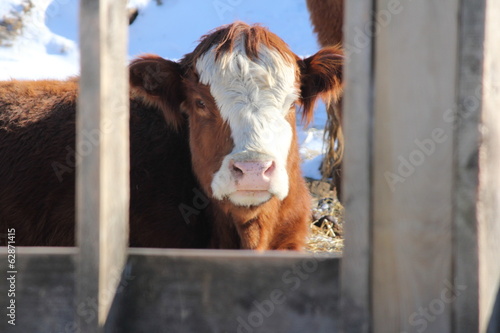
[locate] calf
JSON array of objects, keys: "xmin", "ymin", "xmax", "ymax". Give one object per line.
[{"xmin": 0, "ymin": 22, "xmax": 343, "ymax": 250}]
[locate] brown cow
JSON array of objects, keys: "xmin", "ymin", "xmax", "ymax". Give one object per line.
[
  {"xmin": 306, "ymin": 0, "xmax": 344, "ymax": 197},
  {"xmin": 0, "ymin": 22, "xmax": 343, "ymax": 250}
]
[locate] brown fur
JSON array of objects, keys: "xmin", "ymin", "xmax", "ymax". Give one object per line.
[
  {"xmin": 0, "ymin": 22, "xmax": 343, "ymax": 250},
  {"xmin": 298, "ymin": 46, "xmax": 343, "ymax": 125},
  {"xmin": 0, "ymin": 80, "xmax": 209, "ymax": 247},
  {"xmin": 184, "ymin": 22, "xmax": 296, "ymax": 66},
  {"xmin": 306, "ymin": 0, "xmax": 344, "ymax": 46},
  {"xmin": 306, "ymin": 0, "xmax": 345, "ymax": 196}
]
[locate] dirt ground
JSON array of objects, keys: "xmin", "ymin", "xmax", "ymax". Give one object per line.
[{"xmin": 304, "ymin": 178, "xmax": 344, "ymax": 254}]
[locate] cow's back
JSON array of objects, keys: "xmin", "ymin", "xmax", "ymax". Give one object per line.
[
  {"xmin": 0, "ymin": 80, "xmax": 210, "ymax": 247},
  {"xmin": 0, "ymin": 80, "xmax": 78, "ymax": 245}
]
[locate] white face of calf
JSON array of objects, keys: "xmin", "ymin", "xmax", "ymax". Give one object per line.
[{"xmin": 196, "ymin": 40, "xmax": 299, "ymax": 207}]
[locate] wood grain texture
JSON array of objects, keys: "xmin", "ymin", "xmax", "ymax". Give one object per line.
[
  {"xmin": 0, "ymin": 248, "xmax": 341, "ymax": 333},
  {"xmin": 479, "ymin": 1, "xmax": 500, "ymax": 331},
  {"xmin": 341, "ymin": 1, "xmax": 374, "ymax": 332},
  {"xmin": 372, "ymin": 1, "xmax": 458, "ymax": 331},
  {"xmin": 77, "ymin": 0, "xmax": 129, "ymax": 331}
]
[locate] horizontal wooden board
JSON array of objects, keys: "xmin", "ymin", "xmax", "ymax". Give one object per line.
[
  {"xmin": 1, "ymin": 248, "xmax": 77, "ymax": 333},
  {"xmin": 0, "ymin": 248, "xmax": 340, "ymax": 333}
]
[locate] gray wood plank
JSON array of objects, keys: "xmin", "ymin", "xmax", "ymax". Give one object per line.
[
  {"xmin": 0, "ymin": 248, "xmax": 341, "ymax": 333},
  {"xmin": 341, "ymin": 1, "xmax": 374, "ymax": 332},
  {"xmin": 372, "ymin": 1, "xmax": 458, "ymax": 332},
  {"xmin": 109, "ymin": 249, "xmax": 341, "ymax": 333},
  {"xmin": 77, "ymin": 0, "xmax": 129, "ymax": 331},
  {"xmin": 0, "ymin": 248, "xmax": 77, "ymax": 333},
  {"xmin": 478, "ymin": 1, "xmax": 500, "ymax": 332},
  {"xmin": 453, "ymin": 0, "xmax": 485, "ymax": 331}
]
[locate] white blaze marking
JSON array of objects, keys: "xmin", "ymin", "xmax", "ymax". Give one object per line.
[{"xmin": 195, "ymin": 38, "xmax": 299, "ymax": 206}]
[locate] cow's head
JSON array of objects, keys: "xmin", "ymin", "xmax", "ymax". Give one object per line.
[{"xmin": 130, "ymin": 22, "xmax": 342, "ymax": 208}]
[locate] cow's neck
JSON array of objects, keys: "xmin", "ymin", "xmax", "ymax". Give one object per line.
[{"xmin": 208, "ymin": 198, "xmax": 280, "ymax": 250}]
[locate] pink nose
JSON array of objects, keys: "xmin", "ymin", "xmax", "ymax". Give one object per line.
[{"xmin": 231, "ymin": 161, "xmax": 275, "ymax": 191}]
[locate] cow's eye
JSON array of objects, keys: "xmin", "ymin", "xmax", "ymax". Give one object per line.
[{"xmin": 196, "ymin": 99, "xmax": 206, "ymax": 109}]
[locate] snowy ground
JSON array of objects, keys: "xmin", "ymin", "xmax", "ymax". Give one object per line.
[{"xmin": 0, "ymin": 0, "xmax": 328, "ymax": 179}]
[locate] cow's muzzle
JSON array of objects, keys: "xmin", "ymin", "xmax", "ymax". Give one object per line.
[{"xmin": 230, "ymin": 160, "xmax": 275, "ymax": 191}]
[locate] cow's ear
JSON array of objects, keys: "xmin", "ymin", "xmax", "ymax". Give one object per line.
[
  {"xmin": 129, "ymin": 55, "xmax": 185, "ymax": 130},
  {"xmin": 297, "ymin": 46, "xmax": 343, "ymax": 125}
]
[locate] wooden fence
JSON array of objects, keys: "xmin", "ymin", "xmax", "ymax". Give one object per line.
[
  {"xmin": 0, "ymin": 0, "xmax": 499, "ymax": 332},
  {"xmin": 342, "ymin": 0, "xmax": 500, "ymax": 332}
]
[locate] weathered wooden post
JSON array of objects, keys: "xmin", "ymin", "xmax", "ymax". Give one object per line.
[
  {"xmin": 77, "ymin": 0, "xmax": 129, "ymax": 331},
  {"xmin": 476, "ymin": 2, "xmax": 500, "ymax": 331},
  {"xmin": 342, "ymin": 0, "xmax": 500, "ymax": 332},
  {"xmin": 341, "ymin": 1, "xmax": 374, "ymax": 332}
]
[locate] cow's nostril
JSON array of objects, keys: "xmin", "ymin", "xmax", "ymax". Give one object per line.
[
  {"xmin": 232, "ymin": 161, "xmax": 274, "ymax": 177},
  {"xmin": 264, "ymin": 162, "xmax": 275, "ymax": 177},
  {"xmin": 232, "ymin": 164, "xmax": 244, "ymax": 176}
]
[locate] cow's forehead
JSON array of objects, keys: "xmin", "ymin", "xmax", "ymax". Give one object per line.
[{"xmin": 195, "ymin": 40, "xmax": 299, "ymax": 118}]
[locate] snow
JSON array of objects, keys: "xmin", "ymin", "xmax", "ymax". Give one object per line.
[
  {"xmin": 0, "ymin": 0, "xmax": 79, "ymax": 79},
  {"xmin": 0, "ymin": 0, "xmax": 329, "ymax": 180},
  {"xmin": 0, "ymin": 0, "xmax": 26, "ymax": 17}
]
